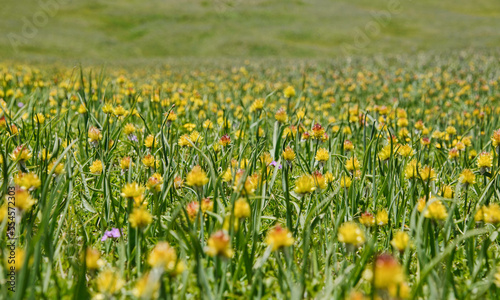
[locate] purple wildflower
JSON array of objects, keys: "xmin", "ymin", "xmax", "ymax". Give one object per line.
[
  {"xmin": 101, "ymin": 228, "xmax": 122, "ymax": 241},
  {"xmin": 128, "ymin": 134, "xmax": 138, "ymax": 142},
  {"xmin": 269, "ymin": 161, "xmax": 282, "ymax": 169}
]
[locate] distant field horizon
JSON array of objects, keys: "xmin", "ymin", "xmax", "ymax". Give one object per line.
[{"xmin": 1, "ymin": 0, "xmax": 499, "ymax": 63}]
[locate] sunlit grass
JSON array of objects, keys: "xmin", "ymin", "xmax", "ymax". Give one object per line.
[{"xmin": 0, "ymin": 53, "xmax": 500, "ymax": 299}]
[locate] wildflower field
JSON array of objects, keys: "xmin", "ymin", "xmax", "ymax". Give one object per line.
[{"xmin": 1, "ymin": 54, "xmax": 500, "ymax": 299}]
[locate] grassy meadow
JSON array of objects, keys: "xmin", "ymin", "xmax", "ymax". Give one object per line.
[
  {"xmin": 2, "ymin": 0, "xmax": 500, "ymax": 299},
  {"xmin": 1, "ymin": 0, "xmax": 500, "ymax": 62},
  {"xmin": 0, "ymin": 53, "xmax": 500, "ymax": 299}
]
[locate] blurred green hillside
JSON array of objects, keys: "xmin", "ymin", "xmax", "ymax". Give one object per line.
[{"xmin": 1, "ymin": 0, "xmax": 499, "ymax": 63}]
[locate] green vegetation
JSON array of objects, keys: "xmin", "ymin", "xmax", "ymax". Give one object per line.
[
  {"xmin": 1, "ymin": 0, "xmax": 500, "ymax": 63},
  {"xmin": 1, "ymin": 54, "xmax": 500, "ymax": 299}
]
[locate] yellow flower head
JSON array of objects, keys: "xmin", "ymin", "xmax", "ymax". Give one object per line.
[
  {"xmin": 312, "ymin": 123, "xmax": 325, "ymax": 139},
  {"xmin": 190, "ymin": 130, "xmax": 203, "ymax": 143},
  {"xmin": 404, "ymin": 159, "xmax": 420, "ymax": 179},
  {"xmin": 343, "ymin": 140, "xmax": 354, "ymax": 151},
  {"xmin": 113, "ymin": 105, "xmax": 128, "ymax": 117},
  {"xmin": 419, "ymin": 198, "xmax": 448, "ymax": 220},
  {"xmin": 33, "ymin": 113, "xmax": 46, "ymax": 124},
  {"xmin": 129, "ymin": 206, "xmax": 153, "ymax": 228},
  {"xmin": 6, "ymin": 248, "xmax": 25, "ymax": 271},
  {"xmin": 121, "ymin": 182, "xmax": 145, "ymax": 198},
  {"xmin": 96, "ymin": 269, "xmax": 124, "ymax": 295},
  {"xmin": 250, "ymin": 98, "xmax": 264, "ymax": 112},
  {"xmin": 315, "ymin": 147, "xmax": 329, "ymax": 162},
  {"xmin": 234, "ymin": 198, "xmax": 251, "ymax": 219},
  {"xmin": 144, "ymin": 134, "xmax": 158, "ymax": 148},
  {"xmin": 338, "ymin": 222, "xmax": 365, "ymax": 247},
  {"xmin": 132, "ymin": 273, "xmax": 160, "ymax": 298},
  {"xmin": 265, "ymin": 225, "xmax": 294, "ymax": 251},
  {"xmin": 203, "ymin": 119, "xmax": 213, "ymax": 129},
  {"xmin": 167, "ymin": 111, "xmax": 177, "ymax": 122},
  {"xmin": 340, "ymin": 175, "xmax": 352, "ymax": 188},
  {"xmin": 88, "ymin": 126, "xmax": 102, "ymax": 143},
  {"xmin": 476, "ymin": 204, "xmax": 500, "ymax": 224},
  {"xmin": 275, "ymin": 107, "xmax": 288, "ymax": 123},
  {"xmin": 397, "ymin": 117, "xmax": 408, "ymax": 127},
  {"xmin": 421, "ymin": 137, "xmax": 431, "ymax": 146},
  {"xmin": 90, "ymin": 160, "xmax": 103, "ymax": 174},
  {"xmin": 14, "ymin": 172, "xmax": 41, "ymax": 190},
  {"xmin": 376, "ymin": 209, "xmax": 389, "ymax": 226},
  {"xmin": 148, "ymin": 242, "xmax": 185, "ymax": 275},
  {"xmin": 492, "ymin": 129, "xmax": 500, "ymax": 148},
  {"xmin": 398, "ymin": 128, "xmax": 409, "ymax": 139},
  {"xmin": 120, "ymin": 156, "xmax": 133, "ymax": 170},
  {"xmin": 378, "ymin": 145, "xmax": 392, "ymax": 161},
  {"xmin": 78, "ymin": 104, "xmax": 87, "ymax": 114},
  {"xmin": 441, "ymin": 185, "xmax": 454, "ymax": 199},
  {"xmin": 183, "ymin": 123, "xmax": 196, "ymax": 132},
  {"xmin": 283, "ymin": 146, "xmax": 296, "ymax": 162},
  {"xmin": 312, "ymin": 171, "xmax": 327, "ymax": 189},
  {"xmin": 448, "ymin": 148, "xmax": 459, "ymax": 159},
  {"xmin": 10, "ymin": 145, "xmax": 32, "ymax": 162},
  {"xmin": 201, "ymin": 198, "xmax": 214, "ymax": 212},
  {"xmin": 477, "ymin": 152, "xmax": 493, "ymax": 170},
  {"xmin": 325, "ymin": 172, "xmax": 335, "ymax": 183},
  {"xmin": 294, "ymin": 174, "xmax": 316, "ymax": 195},
  {"xmin": 142, "ymin": 154, "xmax": 157, "ymax": 168},
  {"xmin": 186, "ymin": 166, "xmax": 209, "ymax": 187},
  {"xmin": 302, "ymin": 131, "xmax": 311, "ymax": 140},
  {"xmin": 9, "ymin": 188, "xmax": 35, "ymax": 212},
  {"xmin": 419, "ymin": 165, "xmax": 436, "ymax": 181},
  {"xmin": 283, "ymin": 86, "xmax": 296, "ymax": 98},
  {"xmin": 9, "ymin": 124, "xmax": 19, "ymax": 135},
  {"xmin": 123, "ymin": 123, "xmax": 136, "ymax": 135},
  {"xmin": 205, "ymin": 230, "xmax": 233, "ymax": 258},
  {"xmin": 233, "ymin": 172, "xmax": 259, "ymax": 195},
  {"xmin": 86, "ymin": 248, "xmax": 103, "ymax": 270},
  {"xmin": 398, "ymin": 144, "xmax": 413, "ymax": 157},
  {"xmin": 48, "ymin": 160, "xmax": 65, "ymax": 175},
  {"xmin": 391, "ymin": 231, "xmax": 410, "ymax": 252},
  {"xmin": 178, "ymin": 134, "xmax": 192, "ymax": 147},
  {"xmin": 359, "ymin": 212, "xmax": 375, "ymax": 227},
  {"xmin": 102, "ymin": 103, "xmax": 114, "ymax": 114},
  {"xmin": 446, "ymin": 126, "xmax": 457, "ymax": 136},
  {"xmin": 372, "ymin": 254, "xmax": 405, "ymax": 289},
  {"xmin": 147, "ymin": 173, "xmax": 163, "ymax": 192},
  {"xmin": 172, "ymin": 176, "xmax": 183, "ymax": 189},
  {"xmin": 455, "ymin": 142, "xmax": 465, "ymax": 151},
  {"xmin": 186, "ymin": 201, "xmax": 200, "ymax": 222},
  {"xmin": 345, "ymin": 156, "xmax": 361, "ymax": 172},
  {"xmin": 459, "ymin": 169, "xmax": 476, "ymax": 186}
]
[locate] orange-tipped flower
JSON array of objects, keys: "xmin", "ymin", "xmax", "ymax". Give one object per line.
[
  {"xmin": 10, "ymin": 145, "xmax": 32, "ymax": 162},
  {"xmin": 265, "ymin": 225, "xmax": 294, "ymax": 251},
  {"xmin": 491, "ymin": 129, "xmax": 500, "ymax": 148},
  {"xmin": 205, "ymin": 231, "xmax": 233, "ymax": 258}
]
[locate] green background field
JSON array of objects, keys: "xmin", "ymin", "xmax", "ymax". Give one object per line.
[{"xmin": 1, "ymin": 0, "xmax": 499, "ymax": 63}]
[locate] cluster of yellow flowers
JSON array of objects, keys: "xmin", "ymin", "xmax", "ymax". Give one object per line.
[{"xmin": 1, "ymin": 60, "xmax": 500, "ymax": 299}]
